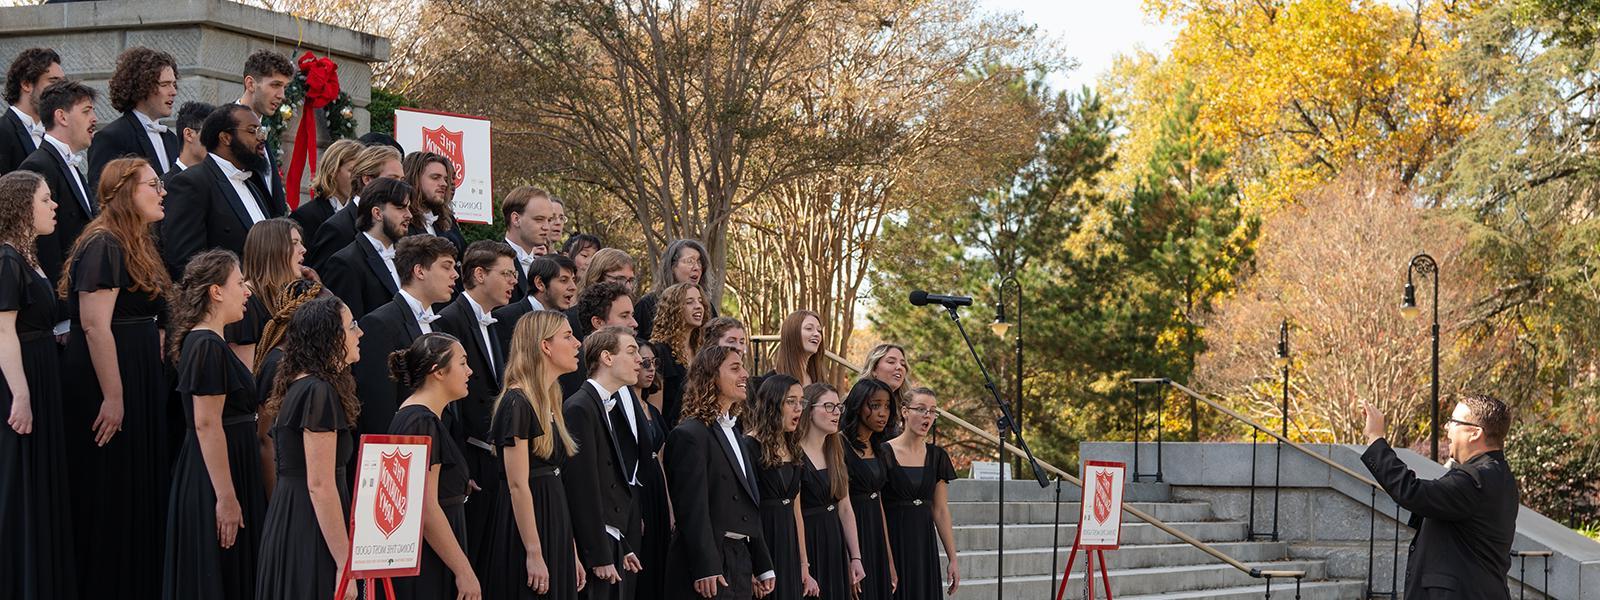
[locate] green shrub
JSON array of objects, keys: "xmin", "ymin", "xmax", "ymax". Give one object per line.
[{"xmin": 1505, "ymin": 423, "xmax": 1600, "ymax": 530}]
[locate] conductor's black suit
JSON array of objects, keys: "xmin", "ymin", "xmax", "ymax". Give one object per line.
[{"xmin": 1361, "ymin": 438, "xmax": 1519, "ymax": 600}]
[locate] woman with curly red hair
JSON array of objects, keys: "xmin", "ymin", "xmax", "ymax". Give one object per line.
[
  {"xmin": 59, "ymin": 156, "xmax": 172, "ymax": 598},
  {"xmin": 86, "ymin": 46, "xmax": 180, "ymax": 185}
]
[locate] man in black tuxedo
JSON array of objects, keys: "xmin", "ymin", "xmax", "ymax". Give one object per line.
[
  {"xmin": 435, "ymin": 240, "xmax": 517, "ymax": 560},
  {"xmin": 290, "ymin": 138, "xmax": 364, "ymax": 240},
  {"xmin": 169, "ymin": 101, "xmax": 214, "ymax": 173},
  {"xmin": 1360, "ymin": 395, "xmax": 1519, "ymax": 600},
  {"xmin": 663, "ymin": 346, "xmax": 774, "ymax": 599},
  {"xmin": 565, "ymin": 327, "xmax": 644, "ymax": 600},
  {"xmin": 306, "ymin": 144, "xmax": 404, "ymax": 269},
  {"xmin": 403, "ymin": 151, "xmax": 466, "ymax": 256},
  {"xmin": 557, "ymin": 280, "xmax": 636, "ymax": 399},
  {"xmin": 501, "ymin": 185, "xmax": 557, "ymax": 302},
  {"xmin": 492, "ymin": 254, "xmax": 578, "ymax": 352},
  {"xmin": 321, "ymin": 177, "xmax": 412, "ymax": 319},
  {"xmin": 350, "ymin": 233, "xmax": 459, "ymax": 445},
  {"xmin": 236, "ymin": 50, "xmax": 294, "ymax": 210},
  {"xmin": 160, "ymin": 104, "xmax": 280, "ymax": 278},
  {"xmin": 2, "ymin": 48, "xmax": 63, "ymax": 174},
  {"xmin": 18, "ymin": 80, "xmax": 98, "ymax": 289},
  {"xmin": 87, "ymin": 47, "xmax": 180, "ymax": 187}
]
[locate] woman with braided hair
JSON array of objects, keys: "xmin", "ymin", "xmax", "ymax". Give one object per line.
[
  {"xmin": 225, "ymin": 217, "xmax": 310, "ymax": 372},
  {"xmin": 59, "ymin": 157, "xmax": 173, "ymax": 598},
  {"xmin": 161, "ymin": 248, "xmax": 265, "ymax": 600},
  {"xmin": 252, "ymin": 279, "xmax": 326, "ymax": 494}
]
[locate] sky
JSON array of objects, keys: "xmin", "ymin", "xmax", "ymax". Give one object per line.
[{"xmin": 976, "ymin": 0, "xmax": 1179, "ymax": 92}]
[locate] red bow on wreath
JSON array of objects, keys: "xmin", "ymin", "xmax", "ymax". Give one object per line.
[{"xmin": 285, "ymin": 51, "xmax": 342, "ymax": 209}]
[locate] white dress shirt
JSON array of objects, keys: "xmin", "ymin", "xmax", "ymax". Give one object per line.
[
  {"xmin": 11, "ymin": 106, "xmax": 43, "ymax": 147},
  {"xmin": 717, "ymin": 414, "xmax": 776, "ymax": 582},
  {"xmin": 132, "ymin": 110, "xmax": 171, "ymax": 173},
  {"xmin": 586, "ymin": 379, "xmax": 628, "ymax": 544},
  {"xmin": 363, "ymin": 232, "xmax": 402, "ymax": 291},
  {"xmin": 41, "ymin": 134, "xmax": 88, "ymax": 205},
  {"xmin": 209, "ymin": 153, "xmax": 267, "ymax": 225},
  {"xmin": 463, "ymin": 293, "xmax": 497, "ymax": 374}
]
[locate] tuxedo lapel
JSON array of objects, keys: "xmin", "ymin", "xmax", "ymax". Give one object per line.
[
  {"xmin": 43, "ymin": 142, "xmax": 90, "ymax": 216},
  {"xmin": 161, "ymin": 130, "xmax": 179, "ymax": 173},
  {"xmin": 4, "ymin": 110, "xmax": 36, "ymax": 155},
  {"xmin": 456, "ymin": 295, "xmax": 498, "ymax": 381},
  {"xmin": 204, "ymin": 157, "xmax": 258, "ymax": 230},
  {"xmin": 393, "ymin": 293, "xmax": 424, "ymax": 341},
  {"xmin": 360, "ymin": 237, "xmax": 400, "ymax": 295},
  {"xmin": 591, "ymin": 386, "xmax": 630, "ymax": 486},
  {"xmin": 710, "ymin": 421, "xmax": 760, "ymax": 503},
  {"xmin": 123, "ymin": 113, "xmax": 166, "ymax": 174}
]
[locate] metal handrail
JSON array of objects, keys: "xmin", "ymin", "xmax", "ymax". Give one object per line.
[{"xmin": 747, "ymin": 335, "xmax": 1298, "ymax": 581}]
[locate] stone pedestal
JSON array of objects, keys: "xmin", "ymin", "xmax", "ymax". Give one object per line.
[{"xmin": 0, "ymin": 0, "xmax": 389, "ymax": 196}]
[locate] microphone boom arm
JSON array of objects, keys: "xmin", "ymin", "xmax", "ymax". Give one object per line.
[{"xmin": 942, "ymin": 303, "xmax": 1049, "ymax": 488}]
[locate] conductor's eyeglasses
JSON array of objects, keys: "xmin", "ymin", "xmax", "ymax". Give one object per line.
[{"xmin": 1444, "ymin": 417, "xmax": 1482, "ymax": 429}]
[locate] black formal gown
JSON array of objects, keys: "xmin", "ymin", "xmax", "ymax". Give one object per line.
[
  {"xmin": 745, "ymin": 439, "xmax": 803, "ymax": 600},
  {"xmin": 162, "ymin": 329, "xmax": 267, "ymax": 600},
  {"xmin": 846, "ymin": 446, "xmax": 892, "ymax": 600},
  {"xmin": 255, "ymin": 376, "xmax": 354, "ymax": 600},
  {"xmin": 482, "ymin": 390, "xmax": 576, "ymax": 600},
  {"xmin": 0, "ymin": 245, "xmax": 77, "ymax": 600},
  {"xmin": 653, "ymin": 342, "xmax": 687, "ymax": 427},
  {"xmin": 388, "ymin": 404, "xmax": 472, "ymax": 600},
  {"xmin": 634, "ymin": 401, "xmax": 671, "ymax": 599},
  {"xmin": 61, "ymin": 233, "xmax": 169, "ymax": 599},
  {"xmin": 223, "ymin": 294, "xmax": 269, "ymax": 350},
  {"xmin": 801, "ymin": 455, "xmax": 849, "ymax": 600},
  {"xmin": 881, "ymin": 443, "xmax": 956, "ymax": 600}
]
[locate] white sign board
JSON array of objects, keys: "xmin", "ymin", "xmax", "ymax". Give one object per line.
[
  {"xmin": 970, "ymin": 460, "xmax": 1012, "ymax": 481},
  {"xmin": 1077, "ymin": 461, "xmax": 1126, "ymax": 549},
  {"xmin": 347, "ymin": 434, "xmax": 431, "ymax": 577},
  {"xmin": 394, "ymin": 108, "xmax": 494, "ymax": 224}
]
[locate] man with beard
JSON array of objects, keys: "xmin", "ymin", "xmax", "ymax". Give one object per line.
[
  {"xmin": 236, "ymin": 50, "xmax": 293, "ymax": 210},
  {"xmin": 404, "ymin": 151, "xmax": 466, "ymax": 256},
  {"xmin": 160, "ymin": 104, "xmax": 280, "ymax": 278},
  {"xmin": 87, "ymin": 46, "xmax": 180, "ymax": 186},
  {"xmin": 1, "ymin": 48, "xmax": 64, "ymax": 174},
  {"xmin": 320, "ymin": 177, "xmax": 415, "ymax": 318}
]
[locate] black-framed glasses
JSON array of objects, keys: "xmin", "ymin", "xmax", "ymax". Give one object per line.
[
  {"xmin": 1444, "ymin": 417, "xmax": 1482, "ymax": 429},
  {"xmin": 812, "ymin": 401, "xmax": 845, "ymax": 414}
]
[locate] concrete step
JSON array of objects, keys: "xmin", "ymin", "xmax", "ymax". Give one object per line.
[
  {"xmin": 948, "ymin": 479, "xmax": 1172, "ymax": 503},
  {"xmin": 951, "ymin": 541, "xmax": 1291, "ymax": 578},
  {"xmin": 1115, "ymin": 579, "xmax": 1369, "ymax": 600},
  {"xmin": 949, "ymin": 500, "xmax": 1213, "ymax": 525},
  {"xmin": 948, "ymin": 560, "xmax": 1330, "ymax": 600},
  {"xmin": 954, "ymin": 520, "xmax": 1249, "ymax": 551}
]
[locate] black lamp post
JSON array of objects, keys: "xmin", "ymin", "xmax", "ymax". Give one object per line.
[
  {"xmin": 992, "ymin": 274, "xmax": 1022, "ymax": 436},
  {"xmin": 1402, "ymin": 253, "xmax": 1441, "ymax": 461}
]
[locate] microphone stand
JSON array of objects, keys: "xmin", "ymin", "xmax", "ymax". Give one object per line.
[{"xmin": 939, "ymin": 303, "xmax": 1047, "ymax": 600}]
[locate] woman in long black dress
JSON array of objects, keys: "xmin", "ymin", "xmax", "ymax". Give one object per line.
[
  {"xmin": 841, "ymin": 378, "xmax": 898, "ymax": 599},
  {"xmin": 60, "ymin": 158, "xmax": 173, "ymax": 599},
  {"xmin": 483, "ymin": 310, "xmax": 585, "ymax": 599},
  {"xmin": 251, "ymin": 280, "xmax": 326, "ymax": 496},
  {"xmin": 742, "ymin": 373, "xmax": 817, "ymax": 600},
  {"xmin": 386, "ymin": 333, "xmax": 483, "ymax": 599},
  {"xmin": 255, "ymin": 295, "xmax": 363, "ymax": 600},
  {"xmin": 633, "ymin": 341, "xmax": 671, "ymax": 599},
  {"xmin": 0, "ymin": 170, "xmax": 77, "ymax": 600},
  {"xmin": 649, "ymin": 281, "xmax": 705, "ymax": 426},
  {"xmin": 797, "ymin": 383, "xmax": 866, "ymax": 600},
  {"xmin": 883, "ymin": 387, "xmax": 959, "ymax": 599},
  {"xmin": 161, "ymin": 249, "xmax": 267, "ymax": 599}
]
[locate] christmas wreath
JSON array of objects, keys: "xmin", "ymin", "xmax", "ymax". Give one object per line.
[{"xmin": 260, "ymin": 54, "xmax": 356, "ymax": 152}]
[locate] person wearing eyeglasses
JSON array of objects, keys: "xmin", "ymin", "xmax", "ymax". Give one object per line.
[
  {"xmin": 741, "ymin": 373, "xmax": 819, "ymax": 600},
  {"xmin": 1360, "ymin": 395, "xmax": 1519, "ymax": 600},
  {"xmin": 160, "ymin": 104, "xmax": 282, "ymax": 279},
  {"xmin": 797, "ymin": 382, "xmax": 868, "ymax": 600},
  {"xmin": 882, "ymin": 387, "xmax": 959, "ymax": 599}
]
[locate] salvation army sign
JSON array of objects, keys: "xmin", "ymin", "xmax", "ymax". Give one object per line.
[
  {"xmin": 347, "ymin": 434, "xmax": 431, "ymax": 578},
  {"xmin": 1078, "ymin": 460, "xmax": 1126, "ymax": 549},
  {"xmin": 394, "ymin": 108, "xmax": 494, "ymax": 224}
]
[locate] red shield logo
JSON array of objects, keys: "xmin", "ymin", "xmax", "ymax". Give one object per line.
[
  {"xmin": 374, "ymin": 449, "xmax": 413, "ymax": 538},
  {"xmin": 1092, "ymin": 469, "xmax": 1115, "ymax": 524},
  {"xmin": 420, "ymin": 126, "xmax": 466, "ymax": 188}
]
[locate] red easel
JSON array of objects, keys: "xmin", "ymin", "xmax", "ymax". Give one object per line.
[
  {"xmin": 1056, "ymin": 529, "xmax": 1115, "ymax": 600},
  {"xmin": 1056, "ymin": 460, "xmax": 1125, "ymax": 600},
  {"xmin": 334, "ymin": 434, "xmax": 432, "ymax": 600}
]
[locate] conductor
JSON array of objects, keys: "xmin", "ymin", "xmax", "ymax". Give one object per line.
[{"xmin": 1360, "ymin": 395, "xmax": 1519, "ymax": 600}]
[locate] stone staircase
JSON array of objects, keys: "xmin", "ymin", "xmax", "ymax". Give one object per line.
[{"xmin": 944, "ymin": 479, "xmax": 1368, "ymax": 600}]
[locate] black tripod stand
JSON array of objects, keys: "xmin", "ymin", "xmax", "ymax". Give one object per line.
[{"xmin": 939, "ymin": 303, "xmax": 1048, "ymax": 600}]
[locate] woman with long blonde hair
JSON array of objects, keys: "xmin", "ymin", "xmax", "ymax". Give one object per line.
[
  {"xmin": 649, "ymin": 281, "xmax": 705, "ymax": 426},
  {"xmin": 59, "ymin": 157, "xmax": 173, "ymax": 598},
  {"xmin": 483, "ymin": 310, "xmax": 585, "ymax": 599},
  {"xmin": 291, "ymin": 138, "xmax": 363, "ymax": 238}
]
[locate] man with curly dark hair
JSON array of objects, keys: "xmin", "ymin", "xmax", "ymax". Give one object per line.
[
  {"xmin": 236, "ymin": 49, "xmax": 294, "ymax": 210},
  {"xmin": 2, "ymin": 48, "xmax": 64, "ymax": 174},
  {"xmin": 86, "ymin": 46, "xmax": 179, "ymax": 188}
]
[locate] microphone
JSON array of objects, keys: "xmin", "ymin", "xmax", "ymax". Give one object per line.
[{"xmin": 908, "ymin": 290, "xmax": 973, "ymax": 308}]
